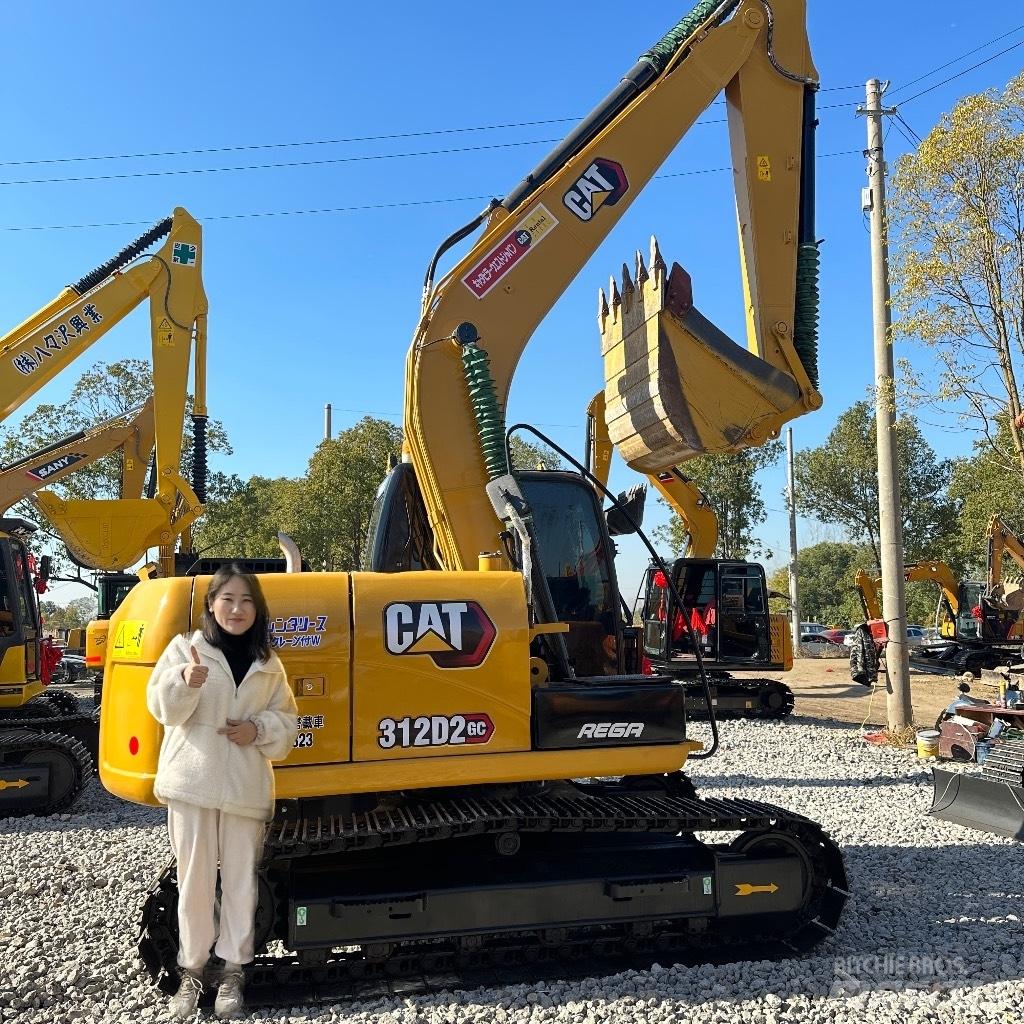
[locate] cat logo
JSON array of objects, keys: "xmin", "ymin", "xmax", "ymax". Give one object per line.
[
  {"xmin": 26, "ymin": 452, "xmax": 85, "ymax": 481},
  {"xmin": 562, "ymin": 158, "xmax": 629, "ymax": 221},
  {"xmin": 383, "ymin": 601, "xmax": 496, "ymax": 668}
]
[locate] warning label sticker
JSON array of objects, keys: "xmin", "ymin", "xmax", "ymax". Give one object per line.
[
  {"xmin": 112, "ymin": 620, "xmax": 146, "ymax": 660},
  {"xmin": 462, "ymin": 205, "xmax": 558, "ymax": 299}
]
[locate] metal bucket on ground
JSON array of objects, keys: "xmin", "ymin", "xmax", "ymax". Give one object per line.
[{"xmin": 916, "ymin": 729, "xmax": 940, "ymax": 758}]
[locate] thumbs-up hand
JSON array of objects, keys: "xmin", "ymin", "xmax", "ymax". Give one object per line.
[{"xmin": 182, "ymin": 645, "xmax": 209, "ymax": 688}]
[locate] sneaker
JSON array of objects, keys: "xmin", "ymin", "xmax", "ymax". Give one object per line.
[
  {"xmin": 214, "ymin": 967, "xmax": 245, "ymax": 1020},
  {"xmin": 168, "ymin": 969, "xmax": 204, "ymax": 1019}
]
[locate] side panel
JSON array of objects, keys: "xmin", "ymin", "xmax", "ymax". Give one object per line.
[
  {"xmin": 100, "ymin": 573, "xmax": 354, "ymax": 807},
  {"xmin": 350, "ymin": 571, "xmax": 531, "ymax": 762}
]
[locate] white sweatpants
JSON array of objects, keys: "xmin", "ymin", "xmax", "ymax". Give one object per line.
[{"xmin": 166, "ymin": 801, "xmax": 267, "ymax": 972}]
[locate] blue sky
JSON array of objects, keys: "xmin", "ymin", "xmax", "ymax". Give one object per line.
[{"xmin": 3, "ymin": 2, "xmax": 1022, "ymax": 605}]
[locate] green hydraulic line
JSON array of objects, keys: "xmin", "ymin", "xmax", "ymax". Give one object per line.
[
  {"xmin": 793, "ymin": 242, "xmax": 820, "ymax": 389},
  {"xmin": 460, "ymin": 338, "xmax": 509, "ymax": 481},
  {"xmin": 641, "ymin": 0, "xmax": 743, "ymax": 72}
]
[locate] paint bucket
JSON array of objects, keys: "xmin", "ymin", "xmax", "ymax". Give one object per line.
[{"xmin": 916, "ymin": 729, "xmax": 940, "ymax": 758}]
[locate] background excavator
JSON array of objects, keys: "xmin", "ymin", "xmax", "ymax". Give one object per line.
[
  {"xmin": 586, "ymin": 391, "xmax": 794, "ymax": 718},
  {"xmin": 850, "ymin": 515, "xmax": 1024, "ymax": 685},
  {"xmin": 0, "ymin": 208, "xmax": 211, "ymax": 816},
  {"xmin": 100, "ymin": 1, "xmax": 847, "ymax": 1003}
]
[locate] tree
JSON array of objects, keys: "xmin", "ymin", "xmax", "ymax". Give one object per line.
[
  {"xmin": 654, "ymin": 442, "xmax": 783, "ymax": 559},
  {"xmin": 793, "ymin": 402, "xmax": 958, "ymax": 566},
  {"xmin": 38, "ymin": 595, "xmax": 98, "ymax": 631},
  {"xmin": 191, "ymin": 476, "xmax": 301, "ymax": 560},
  {"xmin": 767, "ymin": 541, "xmax": 939, "ymax": 627},
  {"xmin": 890, "ymin": 72, "xmax": 1024, "ymax": 477},
  {"xmin": 947, "ymin": 414, "xmax": 1024, "ymax": 575}
]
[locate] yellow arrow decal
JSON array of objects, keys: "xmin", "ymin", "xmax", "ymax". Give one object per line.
[
  {"xmin": 0, "ymin": 779, "xmax": 30, "ymax": 790},
  {"xmin": 735, "ymin": 882, "xmax": 779, "ymax": 896}
]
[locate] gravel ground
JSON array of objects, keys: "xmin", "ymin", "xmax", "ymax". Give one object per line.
[{"xmin": 2, "ymin": 716, "xmax": 1022, "ymax": 1024}]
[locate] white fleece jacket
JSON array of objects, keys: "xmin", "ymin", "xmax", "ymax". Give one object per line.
[{"xmin": 146, "ymin": 631, "xmax": 298, "ymax": 821}]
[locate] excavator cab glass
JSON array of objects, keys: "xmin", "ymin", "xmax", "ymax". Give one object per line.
[
  {"xmin": 363, "ymin": 463, "xmax": 440, "ymax": 573},
  {"xmin": 641, "ymin": 559, "xmax": 771, "ymax": 666},
  {"xmin": 518, "ymin": 471, "xmax": 621, "ymax": 678},
  {"xmin": 0, "ymin": 534, "xmax": 41, "ymax": 675},
  {"xmin": 97, "ymin": 574, "xmax": 139, "ymax": 619}
]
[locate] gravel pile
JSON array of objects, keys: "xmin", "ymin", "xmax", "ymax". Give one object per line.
[{"xmin": 2, "ymin": 716, "xmax": 1022, "ymax": 1024}]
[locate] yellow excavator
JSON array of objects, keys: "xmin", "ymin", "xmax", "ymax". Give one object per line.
[
  {"xmin": 101, "ymin": 1, "xmax": 847, "ymax": 1001},
  {"xmin": 851, "ymin": 516, "xmax": 1024, "ymax": 684},
  {"xmin": 586, "ymin": 391, "xmax": 794, "ymax": 718},
  {"xmin": 0, "ymin": 208, "xmax": 210, "ymax": 816}
]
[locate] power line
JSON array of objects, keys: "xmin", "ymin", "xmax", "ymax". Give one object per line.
[
  {"xmin": 888, "ymin": 23, "xmax": 1024, "ymax": 97},
  {"xmin": 0, "ymin": 86, "xmax": 867, "ymax": 170},
  {"xmin": 899, "ymin": 38, "xmax": 1024, "ymax": 106},
  {"xmin": 0, "ymin": 104, "xmax": 860, "ymax": 188},
  {"xmin": 0, "ymin": 149, "xmax": 862, "ymax": 232}
]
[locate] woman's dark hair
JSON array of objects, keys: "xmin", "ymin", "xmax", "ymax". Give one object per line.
[{"xmin": 201, "ymin": 564, "xmax": 271, "ymax": 662}]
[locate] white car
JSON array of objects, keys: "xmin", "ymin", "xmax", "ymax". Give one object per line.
[{"xmin": 800, "ymin": 622, "xmax": 826, "ymax": 635}]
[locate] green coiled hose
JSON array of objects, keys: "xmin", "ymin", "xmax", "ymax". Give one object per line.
[
  {"xmin": 641, "ymin": 0, "xmax": 743, "ymax": 72},
  {"xmin": 793, "ymin": 242, "xmax": 820, "ymax": 389},
  {"xmin": 461, "ymin": 343, "xmax": 509, "ymax": 480}
]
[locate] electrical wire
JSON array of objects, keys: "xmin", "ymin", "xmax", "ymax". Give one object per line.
[
  {"xmin": 887, "ymin": 23, "xmax": 1024, "ymax": 97},
  {"xmin": 0, "ymin": 86, "xmax": 868, "ymax": 171},
  {"xmin": 898, "ymin": 38, "xmax": 1024, "ymax": 106}
]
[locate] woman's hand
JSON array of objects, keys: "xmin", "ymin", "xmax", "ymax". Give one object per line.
[
  {"xmin": 218, "ymin": 718, "xmax": 258, "ymax": 746},
  {"xmin": 182, "ymin": 646, "xmax": 209, "ymax": 688}
]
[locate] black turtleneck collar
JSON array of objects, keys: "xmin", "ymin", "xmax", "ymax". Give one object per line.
[{"xmin": 210, "ymin": 623, "xmax": 255, "ymax": 687}]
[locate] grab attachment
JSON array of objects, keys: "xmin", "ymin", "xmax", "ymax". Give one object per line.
[{"xmin": 600, "ymin": 237, "xmax": 818, "ymax": 473}]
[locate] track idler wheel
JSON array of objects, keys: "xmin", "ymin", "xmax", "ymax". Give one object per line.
[{"xmin": 0, "ymin": 729, "xmax": 92, "ymax": 816}]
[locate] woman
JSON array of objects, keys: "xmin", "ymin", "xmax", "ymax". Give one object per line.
[{"xmin": 146, "ymin": 565, "xmax": 298, "ymax": 1019}]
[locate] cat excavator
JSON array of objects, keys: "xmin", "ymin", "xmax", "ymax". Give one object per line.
[
  {"xmin": 100, "ymin": 1, "xmax": 847, "ymax": 1003},
  {"xmin": 0, "ymin": 208, "xmax": 209, "ymax": 816},
  {"xmin": 586, "ymin": 392, "xmax": 794, "ymax": 718}
]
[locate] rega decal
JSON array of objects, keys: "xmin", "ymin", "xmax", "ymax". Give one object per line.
[
  {"xmin": 562, "ymin": 159, "xmax": 628, "ymax": 222},
  {"xmin": 578, "ymin": 722, "xmax": 645, "ymax": 739},
  {"xmin": 26, "ymin": 452, "xmax": 86, "ymax": 482},
  {"xmin": 383, "ymin": 601, "xmax": 496, "ymax": 668},
  {"xmin": 378, "ymin": 713, "xmax": 495, "ymax": 749}
]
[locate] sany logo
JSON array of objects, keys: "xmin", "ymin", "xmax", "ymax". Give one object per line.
[
  {"xmin": 26, "ymin": 452, "xmax": 85, "ymax": 481},
  {"xmin": 383, "ymin": 601, "xmax": 496, "ymax": 668},
  {"xmin": 563, "ymin": 158, "xmax": 628, "ymax": 222}
]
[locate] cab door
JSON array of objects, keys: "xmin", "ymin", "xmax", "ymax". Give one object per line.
[{"xmin": 717, "ymin": 563, "xmax": 770, "ymax": 662}]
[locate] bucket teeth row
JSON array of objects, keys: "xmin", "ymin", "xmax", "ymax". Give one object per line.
[{"xmin": 598, "ymin": 236, "xmax": 668, "ymax": 334}]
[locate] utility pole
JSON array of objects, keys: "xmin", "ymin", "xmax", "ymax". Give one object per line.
[
  {"xmin": 324, "ymin": 403, "xmax": 332, "ymax": 441},
  {"xmin": 786, "ymin": 427, "xmax": 801, "ymax": 656},
  {"xmin": 859, "ymin": 79, "xmax": 912, "ymax": 732}
]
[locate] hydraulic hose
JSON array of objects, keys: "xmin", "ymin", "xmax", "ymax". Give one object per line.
[{"xmin": 71, "ymin": 216, "xmax": 173, "ymax": 296}]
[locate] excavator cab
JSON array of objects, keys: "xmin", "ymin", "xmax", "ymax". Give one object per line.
[
  {"xmin": 0, "ymin": 520, "xmax": 46, "ymax": 705},
  {"xmin": 641, "ymin": 558, "xmax": 780, "ymax": 670}
]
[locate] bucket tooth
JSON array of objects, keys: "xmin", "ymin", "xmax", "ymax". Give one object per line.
[
  {"xmin": 650, "ymin": 235, "xmax": 666, "ymax": 279},
  {"xmin": 635, "ymin": 249, "xmax": 649, "ymax": 288},
  {"xmin": 609, "ymin": 276, "xmax": 622, "ymax": 315},
  {"xmin": 620, "ymin": 263, "xmax": 635, "ymax": 313},
  {"xmin": 600, "ymin": 245, "xmax": 805, "ymax": 472}
]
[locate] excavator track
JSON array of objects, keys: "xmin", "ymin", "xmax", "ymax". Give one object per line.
[
  {"xmin": 139, "ymin": 786, "xmax": 847, "ymax": 1005},
  {"xmin": 0, "ymin": 727, "xmax": 93, "ymax": 817},
  {"xmin": 684, "ymin": 678, "xmax": 795, "ymax": 720}
]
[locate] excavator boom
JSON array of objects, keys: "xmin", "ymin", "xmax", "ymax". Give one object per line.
[
  {"xmin": 2, "ymin": 208, "xmax": 209, "ymax": 571},
  {"xmin": 407, "ymin": 0, "xmax": 819, "ymax": 570}
]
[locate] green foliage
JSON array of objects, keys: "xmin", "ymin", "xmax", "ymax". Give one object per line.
[
  {"xmin": 947, "ymin": 414, "xmax": 1024, "ymax": 576},
  {"xmin": 509, "ymin": 436, "xmax": 563, "ymax": 471},
  {"xmin": 194, "ymin": 417, "xmax": 404, "ymax": 571},
  {"xmin": 767, "ymin": 541, "xmax": 939, "ymax": 628},
  {"xmin": 890, "ymin": 71, "xmax": 1024, "ymax": 473},
  {"xmin": 793, "ymin": 401, "xmax": 959, "ymax": 566},
  {"xmin": 39, "ymin": 595, "xmax": 98, "ymax": 631},
  {"xmin": 653, "ymin": 441, "xmax": 783, "ymax": 559}
]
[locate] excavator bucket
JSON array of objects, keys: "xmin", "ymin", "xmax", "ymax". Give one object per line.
[
  {"xmin": 600, "ymin": 239, "xmax": 810, "ymax": 472},
  {"xmin": 929, "ymin": 738, "xmax": 1024, "ymax": 840},
  {"xmin": 29, "ymin": 495, "xmax": 172, "ymax": 570}
]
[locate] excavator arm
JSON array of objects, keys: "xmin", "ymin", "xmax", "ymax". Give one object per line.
[
  {"xmin": 855, "ymin": 569, "xmax": 882, "ymax": 622},
  {"xmin": 1, "ymin": 208, "xmax": 208, "ymax": 572},
  {"xmin": 586, "ymin": 390, "xmax": 718, "ymax": 557},
  {"xmin": 406, "ymin": 0, "xmax": 819, "ymax": 570},
  {"xmin": 0, "ymin": 399, "xmax": 155, "ymax": 515},
  {"xmin": 987, "ymin": 514, "xmax": 1024, "ymax": 590},
  {"xmin": 905, "ymin": 561, "xmax": 960, "ymax": 617}
]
